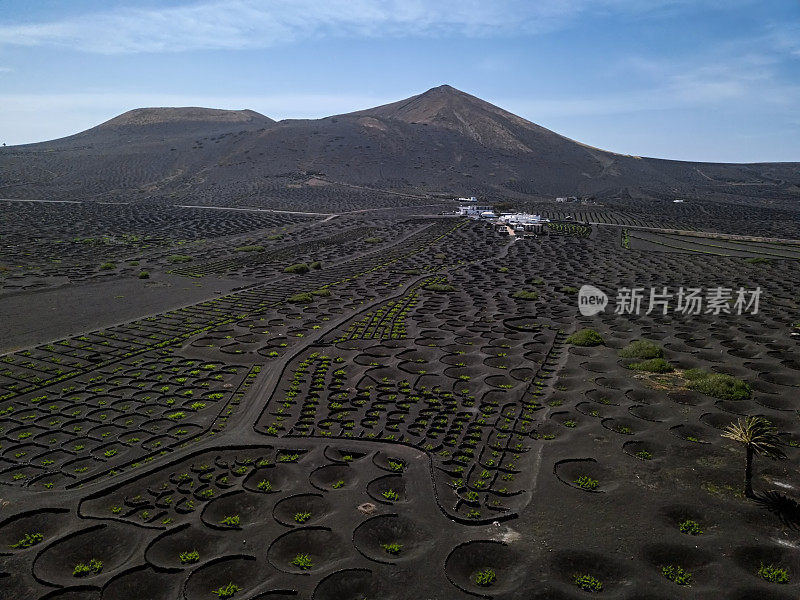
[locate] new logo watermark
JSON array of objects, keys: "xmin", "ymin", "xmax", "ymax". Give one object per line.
[
  {"xmin": 578, "ymin": 285, "xmax": 762, "ymax": 316},
  {"xmin": 578, "ymin": 285, "xmax": 608, "ymax": 316}
]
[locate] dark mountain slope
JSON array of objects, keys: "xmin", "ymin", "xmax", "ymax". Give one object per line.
[{"xmin": 0, "ymin": 86, "xmax": 797, "ymax": 207}]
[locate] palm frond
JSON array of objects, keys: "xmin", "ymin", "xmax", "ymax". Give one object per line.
[{"xmin": 722, "ymin": 416, "xmax": 787, "ymax": 460}]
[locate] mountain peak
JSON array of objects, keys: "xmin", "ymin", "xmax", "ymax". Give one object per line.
[{"xmin": 352, "ymin": 85, "xmax": 542, "ymax": 152}]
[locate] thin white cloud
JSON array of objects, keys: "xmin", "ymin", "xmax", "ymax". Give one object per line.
[{"xmin": 0, "ymin": 0, "xmax": 728, "ymax": 54}]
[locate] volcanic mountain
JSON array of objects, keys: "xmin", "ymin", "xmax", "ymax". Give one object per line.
[{"xmin": 0, "ymin": 85, "xmax": 797, "ymax": 206}]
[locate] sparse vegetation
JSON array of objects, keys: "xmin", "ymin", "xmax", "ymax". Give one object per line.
[
  {"xmin": 179, "ymin": 550, "xmax": 200, "ymax": 564},
  {"xmin": 573, "ymin": 475, "xmax": 599, "ymax": 490},
  {"xmin": 573, "ymin": 573, "xmax": 603, "ymax": 592},
  {"xmin": 291, "ymin": 553, "xmax": 313, "ymax": 570},
  {"xmin": 685, "ymin": 369, "xmax": 751, "ymax": 400},
  {"xmin": 565, "ymin": 329, "xmax": 604, "ymax": 347},
  {"xmin": 628, "ymin": 358, "xmax": 673, "ymax": 373},
  {"xmin": 284, "ymin": 263, "xmax": 310, "ymax": 274},
  {"xmin": 212, "ymin": 582, "xmax": 240, "ymax": 598},
  {"xmin": 661, "ymin": 565, "xmax": 692, "ymax": 585},
  {"xmin": 678, "ymin": 519, "xmax": 703, "ymax": 535},
  {"xmin": 758, "ymin": 563, "xmax": 790, "ymax": 583},
  {"xmin": 473, "ymin": 567, "xmax": 497, "ymax": 587},
  {"xmin": 511, "ymin": 290, "xmax": 538, "ymax": 300},
  {"xmin": 619, "ymin": 340, "xmax": 664, "ymax": 359},
  {"xmin": 10, "ymin": 532, "xmax": 43, "ymax": 549}
]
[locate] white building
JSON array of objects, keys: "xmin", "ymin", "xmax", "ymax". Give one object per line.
[{"xmin": 458, "ymin": 204, "xmax": 494, "ymax": 217}]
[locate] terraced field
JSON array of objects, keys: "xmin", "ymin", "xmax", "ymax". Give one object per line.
[{"xmin": 1, "ymin": 202, "xmax": 800, "ymax": 599}]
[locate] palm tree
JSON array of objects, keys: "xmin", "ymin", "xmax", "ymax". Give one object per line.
[{"xmin": 722, "ymin": 416, "xmax": 786, "ymax": 498}]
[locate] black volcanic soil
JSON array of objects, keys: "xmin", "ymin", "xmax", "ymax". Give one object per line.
[{"xmin": 0, "ymin": 128, "xmax": 799, "ymax": 599}]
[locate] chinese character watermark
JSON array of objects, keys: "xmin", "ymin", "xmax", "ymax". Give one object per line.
[{"xmin": 578, "ymin": 285, "xmax": 761, "ymax": 316}]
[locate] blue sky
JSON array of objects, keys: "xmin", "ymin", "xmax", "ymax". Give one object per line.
[{"xmin": 1, "ymin": 0, "xmax": 798, "ymax": 162}]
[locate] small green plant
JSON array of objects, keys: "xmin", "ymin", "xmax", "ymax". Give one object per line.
[
  {"xmin": 565, "ymin": 329, "xmax": 604, "ymax": 347},
  {"xmin": 212, "ymin": 582, "xmax": 240, "ymax": 598},
  {"xmin": 179, "ymin": 550, "xmax": 200, "ymax": 564},
  {"xmin": 291, "ymin": 553, "xmax": 313, "ymax": 570},
  {"xmin": 332, "ymin": 480, "xmax": 344, "ymax": 489},
  {"xmin": 167, "ymin": 254, "xmax": 193, "ymax": 263},
  {"xmin": 661, "ymin": 565, "xmax": 692, "ymax": 585},
  {"xmin": 234, "ymin": 245, "xmax": 264, "ymax": 253},
  {"xmin": 678, "ymin": 519, "xmax": 703, "ymax": 535},
  {"xmin": 758, "ymin": 562, "xmax": 790, "ymax": 583},
  {"xmin": 10, "ymin": 532, "xmax": 43, "ymax": 549},
  {"xmin": 138, "ymin": 271, "xmax": 150, "ymax": 279},
  {"xmin": 382, "ymin": 489, "xmax": 400, "ymax": 501},
  {"xmin": 219, "ymin": 515, "xmax": 240, "ymax": 527},
  {"xmin": 99, "ymin": 261, "xmax": 116, "ymax": 270},
  {"xmin": 382, "ymin": 542, "xmax": 403, "ymax": 555},
  {"xmin": 573, "ymin": 475, "xmax": 599, "ymax": 490},
  {"xmin": 635, "ymin": 450, "xmax": 653, "ymax": 460},
  {"xmin": 257, "ymin": 480, "xmax": 273, "ymax": 492},
  {"xmin": 573, "ymin": 573, "xmax": 603, "ymax": 592},
  {"xmin": 73, "ymin": 558, "xmax": 103, "ymax": 577},
  {"xmin": 474, "ymin": 568, "xmax": 497, "ymax": 587},
  {"xmin": 293, "ymin": 512, "xmax": 311, "ymax": 523}
]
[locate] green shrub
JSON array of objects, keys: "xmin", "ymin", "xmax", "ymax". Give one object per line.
[
  {"xmin": 288, "ymin": 292, "xmax": 314, "ymax": 304},
  {"xmin": 683, "ymin": 369, "xmax": 751, "ymax": 400},
  {"xmin": 565, "ymin": 329, "xmax": 604, "ymax": 347},
  {"xmin": 745, "ymin": 257, "xmax": 770, "ymax": 264},
  {"xmin": 73, "ymin": 558, "xmax": 103, "ymax": 577},
  {"xmin": 212, "ymin": 582, "xmax": 240, "ymax": 598},
  {"xmin": 256, "ymin": 480, "xmax": 272, "ymax": 492},
  {"xmin": 661, "ymin": 565, "xmax": 692, "ymax": 585},
  {"xmin": 309, "ymin": 261, "xmax": 322, "ymax": 269},
  {"xmin": 678, "ymin": 519, "xmax": 703, "ymax": 535},
  {"xmin": 219, "ymin": 515, "xmax": 240, "ymax": 527},
  {"xmin": 382, "ymin": 542, "xmax": 403, "ymax": 555},
  {"xmin": 758, "ymin": 563, "xmax": 790, "ymax": 583},
  {"xmin": 573, "ymin": 475, "xmax": 599, "ymax": 490},
  {"xmin": 425, "ymin": 283, "xmax": 455, "ymax": 292},
  {"xmin": 619, "ymin": 340, "xmax": 664, "ymax": 359},
  {"xmin": 512, "ymin": 290, "xmax": 538, "ymax": 300},
  {"xmin": 635, "ymin": 450, "xmax": 653, "ymax": 460},
  {"xmin": 382, "ymin": 489, "xmax": 400, "ymax": 501},
  {"xmin": 179, "ymin": 550, "xmax": 200, "ymax": 564},
  {"xmin": 10, "ymin": 532, "xmax": 43, "ymax": 549},
  {"xmin": 293, "ymin": 512, "xmax": 311, "ymax": 523},
  {"xmin": 284, "ymin": 263, "xmax": 310, "ymax": 274},
  {"xmin": 234, "ymin": 245, "xmax": 264, "ymax": 252},
  {"xmin": 573, "ymin": 573, "xmax": 603, "ymax": 592},
  {"xmin": 629, "ymin": 358, "xmax": 673, "ymax": 373},
  {"xmin": 561, "ymin": 286, "xmax": 579, "ymax": 294},
  {"xmin": 474, "ymin": 568, "xmax": 497, "ymax": 586},
  {"xmin": 138, "ymin": 271, "xmax": 150, "ymax": 279},
  {"xmin": 291, "ymin": 553, "xmax": 313, "ymax": 570},
  {"xmin": 167, "ymin": 254, "xmax": 192, "ymax": 263},
  {"xmin": 99, "ymin": 261, "xmax": 116, "ymax": 270}
]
